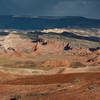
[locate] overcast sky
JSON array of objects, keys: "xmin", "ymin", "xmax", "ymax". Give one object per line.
[{"xmin": 0, "ymin": 0, "xmax": 100, "ymax": 19}]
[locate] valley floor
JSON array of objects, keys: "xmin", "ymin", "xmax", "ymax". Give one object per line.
[{"xmin": 0, "ymin": 66, "xmax": 100, "ymax": 100}]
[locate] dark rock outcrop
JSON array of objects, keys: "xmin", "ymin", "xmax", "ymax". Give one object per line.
[
  {"xmin": 64, "ymin": 43, "xmax": 72, "ymax": 50},
  {"xmin": 89, "ymin": 47, "xmax": 100, "ymax": 52}
]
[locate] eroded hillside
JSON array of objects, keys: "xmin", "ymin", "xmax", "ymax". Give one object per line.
[{"xmin": 0, "ymin": 30, "xmax": 100, "ymax": 69}]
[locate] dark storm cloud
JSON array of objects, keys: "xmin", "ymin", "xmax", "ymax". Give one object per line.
[
  {"xmin": 0, "ymin": 0, "xmax": 100, "ymax": 19},
  {"xmin": 50, "ymin": 0, "xmax": 100, "ymax": 19}
]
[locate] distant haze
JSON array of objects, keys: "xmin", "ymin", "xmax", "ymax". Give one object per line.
[{"xmin": 0, "ymin": 0, "xmax": 100, "ymax": 19}]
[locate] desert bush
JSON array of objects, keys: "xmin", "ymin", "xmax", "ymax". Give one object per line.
[
  {"xmin": 32, "ymin": 71, "xmax": 39, "ymax": 73},
  {"xmin": 73, "ymin": 79, "xmax": 80, "ymax": 83},
  {"xmin": 14, "ymin": 61, "xmax": 36, "ymax": 68},
  {"xmin": 88, "ymin": 86, "xmax": 96, "ymax": 90},
  {"xmin": 27, "ymin": 92, "xmax": 49, "ymax": 97},
  {"xmin": 23, "ymin": 49, "xmax": 32, "ymax": 53},
  {"xmin": 57, "ymin": 84, "xmax": 62, "ymax": 87},
  {"xmin": 11, "ymin": 95, "xmax": 22, "ymax": 100},
  {"xmin": 71, "ymin": 62, "xmax": 86, "ymax": 68}
]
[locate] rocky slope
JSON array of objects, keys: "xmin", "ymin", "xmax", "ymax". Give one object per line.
[{"xmin": 0, "ymin": 32, "xmax": 100, "ymax": 68}]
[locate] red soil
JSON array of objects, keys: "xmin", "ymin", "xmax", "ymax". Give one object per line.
[{"xmin": 1, "ymin": 72, "xmax": 100, "ymax": 100}]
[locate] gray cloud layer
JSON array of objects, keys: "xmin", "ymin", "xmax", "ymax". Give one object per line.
[{"xmin": 0, "ymin": 0, "xmax": 100, "ymax": 19}]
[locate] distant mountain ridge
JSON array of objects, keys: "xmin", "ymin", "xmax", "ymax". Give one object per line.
[{"xmin": 0, "ymin": 15, "xmax": 100, "ymax": 30}]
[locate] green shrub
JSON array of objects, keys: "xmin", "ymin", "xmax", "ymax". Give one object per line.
[
  {"xmin": 13, "ymin": 95, "xmax": 22, "ymax": 100},
  {"xmin": 32, "ymin": 71, "xmax": 39, "ymax": 73},
  {"xmin": 27, "ymin": 92, "xmax": 49, "ymax": 97},
  {"xmin": 88, "ymin": 86, "xmax": 96, "ymax": 90},
  {"xmin": 73, "ymin": 79, "xmax": 80, "ymax": 83},
  {"xmin": 71, "ymin": 62, "xmax": 86, "ymax": 68}
]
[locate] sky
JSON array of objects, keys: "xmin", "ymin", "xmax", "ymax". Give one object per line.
[{"xmin": 0, "ymin": 0, "xmax": 100, "ymax": 19}]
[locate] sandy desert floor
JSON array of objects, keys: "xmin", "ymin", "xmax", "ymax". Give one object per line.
[{"xmin": 0, "ymin": 66, "xmax": 99, "ymax": 100}]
